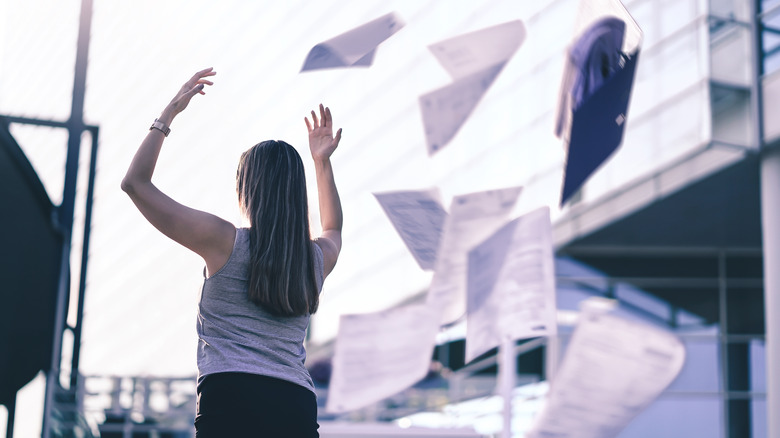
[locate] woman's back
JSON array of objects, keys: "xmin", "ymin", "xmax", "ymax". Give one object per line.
[{"xmin": 197, "ymin": 228, "xmax": 324, "ymax": 392}]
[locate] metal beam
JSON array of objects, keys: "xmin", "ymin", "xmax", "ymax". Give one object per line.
[
  {"xmin": 42, "ymin": 0, "xmax": 93, "ymax": 436},
  {"xmin": 70, "ymin": 127, "xmax": 99, "ymax": 390},
  {"xmin": 559, "ymin": 245, "xmax": 763, "ymax": 256},
  {"xmin": 5, "ymin": 394, "xmax": 15, "ymax": 438},
  {"xmin": 3, "ymin": 115, "xmax": 97, "ymax": 131}
]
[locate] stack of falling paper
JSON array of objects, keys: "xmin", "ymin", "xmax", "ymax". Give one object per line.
[
  {"xmin": 326, "ymin": 185, "xmax": 558, "ymax": 414},
  {"xmin": 315, "ymin": 5, "xmax": 681, "ymax": 437}
]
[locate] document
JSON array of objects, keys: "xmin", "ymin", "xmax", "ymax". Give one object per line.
[
  {"xmin": 526, "ymin": 299, "xmax": 686, "ymax": 438},
  {"xmin": 465, "ymin": 207, "xmax": 557, "ymax": 362},
  {"xmin": 419, "ymin": 20, "xmax": 525, "ymax": 155},
  {"xmin": 554, "ymin": 0, "xmax": 643, "ymax": 205},
  {"xmin": 325, "ymin": 303, "xmax": 440, "ymax": 413},
  {"xmin": 301, "ymin": 12, "xmax": 404, "ymax": 71},
  {"xmin": 426, "ymin": 186, "xmax": 522, "ymax": 325},
  {"xmin": 428, "ymin": 20, "xmax": 526, "ymax": 81},
  {"xmin": 420, "ymin": 64, "xmax": 505, "ymax": 156},
  {"xmin": 374, "ymin": 189, "xmax": 448, "ymax": 271}
]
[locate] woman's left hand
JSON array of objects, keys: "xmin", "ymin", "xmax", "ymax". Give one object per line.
[
  {"xmin": 305, "ymin": 104, "xmax": 342, "ymax": 162},
  {"xmin": 165, "ymin": 67, "xmax": 216, "ymax": 119}
]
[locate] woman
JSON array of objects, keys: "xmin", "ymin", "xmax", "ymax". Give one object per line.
[{"xmin": 121, "ymin": 67, "xmax": 342, "ymax": 437}]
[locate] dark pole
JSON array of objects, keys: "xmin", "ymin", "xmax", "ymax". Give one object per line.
[
  {"xmin": 6, "ymin": 394, "xmax": 16, "ymax": 438},
  {"xmin": 69, "ymin": 127, "xmax": 99, "ymax": 390},
  {"xmin": 41, "ymin": 0, "xmax": 93, "ymax": 436}
]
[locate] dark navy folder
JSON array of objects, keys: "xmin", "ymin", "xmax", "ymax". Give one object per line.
[{"xmin": 560, "ymin": 44, "xmax": 640, "ymax": 206}]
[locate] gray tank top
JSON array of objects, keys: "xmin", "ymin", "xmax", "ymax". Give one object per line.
[{"xmin": 196, "ymin": 227, "xmax": 324, "ymax": 393}]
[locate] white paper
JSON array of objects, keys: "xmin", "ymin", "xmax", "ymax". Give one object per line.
[
  {"xmin": 526, "ymin": 300, "xmax": 686, "ymax": 438},
  {"xmin": 325, "ymin": 303, "xmax": 440, "ymax": 413},
  {"xmin": 465, "ymin": 207, "xmax": 557, "ymax": 362},
  {"xmin": 420, "ymin": 64, "xmax": 504, "ymax": 156},
  {"xmin": 428, "ymin": 20, "xmax": 526, "ymax": 81},
  {"xmin": 419, "ymin": 20, "xmax": 525, "ymax": 155},
  {"xmin": 426, "ymin": 186, "xmax": 522, "ymax": 325},
  {"xmin": 374, "ymin": 189, "xmax": 448, "ymax": 271},
  {"xmin": 301, "ymin": 12, "xmax": 405, "ymax": 71}
]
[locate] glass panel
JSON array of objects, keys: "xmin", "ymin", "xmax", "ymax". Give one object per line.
[
  {"xmin": 667, "ymin": 335, "xmax": 722, "ymax": 392},
  {"xmin": 727, "ymin": 255, "xmax": 764, "ymax": 278},
  {"xmin": 673, "ymin": 287, "xmax": 721, "ymax": 329},
  {"xmin": 764, "ymin": 51, "xmax": 780, "ymax": 74},
  {"xmin": 711, "ymin": 85, "xmax": 754, "ymax": 147},
  {"xmin": 765, "ymin": 5, "xmax": 780, "ymax": 30},
  {"xmin": 728, "ymin": 399, "xmax": 752, "ymax": 436},
  {"xmin": 618, "ymin": 396, "xmax": 724, "ymax": 437},
  {"xmin": 765, "ymin": 7, "xmax": 780, "ymax": 74},
  {"xmin": 763, "ymin": 30, "xmax": 780, "ymax": 54},
  {"xmin": 566, "ymin": 254, "xmax": 718, "ymax": 278},
  {"xmin": 710, "ymin": 20, "xmax": 754, "ymax": 85},
  {"xmin": 727, "ymin": 341, "xmax": 751, "ymax": 391},
  {"xmin": 765, "ymin": 0, "xmax": 780, "ymax": 11},
  {"xmin": 725, "ymin": 339, "xmax": 763, "ymax": 438},
  {"xmin": 615, "ymin": 283, "xmax": 673, "ymax": 322},
  {"xmin": 556, "ymin": 286, "xmax": 606, "ymax": 311},
  {"xmin": 752, "ymin": 398, "xmax": 767, "ymax": 438},
  {"xmin": 727, "ymin": 288, "xmax": 765, "ymax": 335},
  {"xmin": 710, "ymin": 0, "xmax": 752, "ymax": 21},
  {"xmin": 750, "ymin": 339, "xmax": 766, "ymax": 392}
]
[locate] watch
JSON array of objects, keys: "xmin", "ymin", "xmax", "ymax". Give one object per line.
[{"xmin": 149, "ymin": 118, "xmax": 171, "ymax": 136}]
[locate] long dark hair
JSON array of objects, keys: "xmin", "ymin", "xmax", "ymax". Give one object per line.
[{"xmin": 236, "ymin": 140, "xmax": 319, "ymax": 316}]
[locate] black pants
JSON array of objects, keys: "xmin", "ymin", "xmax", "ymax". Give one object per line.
[{"xmin": 195, "ymin": 372, "xmax": 319, "ymax": 438}]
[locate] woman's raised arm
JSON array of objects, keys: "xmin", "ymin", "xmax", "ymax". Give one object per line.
[
  {"xmin": 305, "ymin": 104, "xmax": 343, "ymax": 277},
  {"xmin": 121, "ymin": 68, "xmax": 235, "ymax": 276}
]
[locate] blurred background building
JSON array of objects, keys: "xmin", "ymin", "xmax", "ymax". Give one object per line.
[{"xmin": 0, "ymin": 0, "xmax": 777, "ymax": 436}]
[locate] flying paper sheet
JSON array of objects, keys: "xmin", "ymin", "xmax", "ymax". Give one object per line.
[
  {"xmin": 465, "ymin": 207, "xmax": 557, "ymax": 362},
  {"xmin": 420, "ymin": 20, "xmax": 525, "ymax": 155},
  {"xmin": 426, "ymin": 186, "xmax": 522, "ymax": 325},
  {"xmin": 301, "ymin": 12, "xmax": 404, "ymax": 72},
  {"xmin": 526, "ymin": 299, "xmax": 686, "ymax": 438},
  {"xmin": 325, "ymin": 303, "xmax": 440, "ymax": 413},
  {"xmin": 420, "ymin": 64, "xmax": 505, "ymax": 156},
  {"xmin": 374, "ymin": 189, "xmax": 448, "ymax": 271},
  {"xmin": 554, "ymin": 0, "xmax": 642, "ymax": 205}
]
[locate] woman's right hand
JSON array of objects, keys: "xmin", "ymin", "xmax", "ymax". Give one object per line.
[
  {"xmin": 305, "ymin": 104, "xmax": 342, "ymax": 162},
  {"xmin": 162, "ymin": 67, "xmax": 216, "ymax": 122}
]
